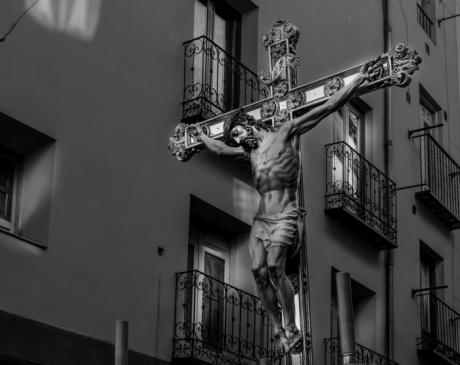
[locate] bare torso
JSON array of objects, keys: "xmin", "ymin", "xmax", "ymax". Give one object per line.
[{"xmin": 249, "ymin": 125, "xmax": 300, "ymax": 216}]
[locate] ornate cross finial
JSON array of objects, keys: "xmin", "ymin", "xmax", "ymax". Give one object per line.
[
  {"xmin": 262, "ymin": 18, "xmax": 300, "ymax": 54},
  {"xmin": 258, "ymin": 19, "xmax": 301, "ymax": 126},
  {"xmin": 388, "ymin": 43, "xmax": 422, "ymax": 87}
]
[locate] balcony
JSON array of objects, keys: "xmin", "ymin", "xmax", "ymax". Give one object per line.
[
  {"xmin": 324, "ymin": 338, "xmax": 398, "ymax": 365},
  {"xmin": 172, "ymin": 270, "xmax": 276, "ymax": 365},
  {"xmin": 325, "ymin": 141, "xmax": 397, "ymax": 249},
  {"xmin": 413, "ymin": 134, "xmax": 460, "ymax": 229},
  {"xmin": 417, "ymin": 3, "xmax": 434, "ymax": 40},
  {"xmin": 416, "ymin": 292, "xmax": 460, "ymax": 364},
  {"xmin": 181, "ymin": 36, "xmax": 270, "ymax": 123}
]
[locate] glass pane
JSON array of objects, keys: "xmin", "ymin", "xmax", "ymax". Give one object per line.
[
  {"xmin": 421, "ymin": 0, "xmax": 435, "ymax": 19},
  {"xmin": 213, "ymin": 13, "xmax": 227, "ymax": 50},
  {"xmin": 0, "ymin": 191, "xmax": 8, "ymax": 218},
  {"xmin": 347, "ymin": 109, "xmax": 360, "ymax": 151},
  {"xmin": 193, "ymin": 0, "xmax": 207, "ymax": 38},
  {"xmin": 203, "ymin": 252, "xmax": 225, "ymax": 347},
  {"xmin": 212, "ymin": 13, "xmax": 228, "ymax": 107},
  {"xmin": 420, "ymin": 103, "xmax": 433, "ymax": 127},
  {"xmin": 204, "ymin": 252, "xmax": 225, "ymax": 280},
  {"xmin": 0, "ymin": 157, "xmax": 14, "ymax": 189}
]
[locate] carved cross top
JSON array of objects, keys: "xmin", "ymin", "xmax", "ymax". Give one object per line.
[{"xmin": 168, "ymin": 19, "xmax": 421, "ymax": 161}]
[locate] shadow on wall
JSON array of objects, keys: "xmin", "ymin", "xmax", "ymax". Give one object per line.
[
  {"xmin": 25, "ymin": 0, "xmax": 102, "ymax": 41},
  {"xmin": 232, "ymin": 178, "xmax": 259, "ymax": 225}
]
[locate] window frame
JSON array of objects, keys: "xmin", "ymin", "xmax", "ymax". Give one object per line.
[
  {"xmin": 0, "ymin": 149, "xmax": 20, "ymax": 232},
  {"xmin": 195, "ymin": 0, "xmax": 241, "ymax": 59},
  {"xmin": 419, "ymin": 85, "xmax": 442, "ymax": 142},
  {"xmin": 417, "ymin": 0, "xmax": 437, "ymax": 43},
  {"xmin": 193, "ymin": 0, "xmax": 242, "ymax": 112}
]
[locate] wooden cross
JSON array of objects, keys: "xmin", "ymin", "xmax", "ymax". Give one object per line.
[{"xmin": 168, "ymin": 19, "xmax": 421, "ymax": 161}]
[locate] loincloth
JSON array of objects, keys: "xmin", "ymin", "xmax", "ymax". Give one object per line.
[{"xmin": 252, "ymin": 208, "xmax": 306, "ymax": 257}]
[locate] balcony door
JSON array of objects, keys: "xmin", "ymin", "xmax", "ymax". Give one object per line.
[
  {"xmin": 189, "ymin": 217, "xmax": 230, "ymax": 349},
  {"xmin": 193, "ymin": 0, "xmax": 241, "ymax": 112},
  {"xmin": 331, "ymin": 104, "xmax": 365, "ymax": 207},
  {"xmin": 201, "ymin": 248, "xmax": 227, "ymax": 348},
  {"xmin": 420, "ymin": 254, "xmax": 436, "ymax": 337}
]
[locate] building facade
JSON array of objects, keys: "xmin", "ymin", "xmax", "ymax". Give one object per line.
[{"xmin": 0, "ymin": 0, "xmax": 459, "ymax": 365}]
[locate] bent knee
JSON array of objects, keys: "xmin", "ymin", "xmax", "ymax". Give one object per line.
[
  {"xmin": 252, "ymin": 266, "xmax": 269, "ymax": 283},
  {"xmin": 268, "ymin": 264, "xmax": 284, "ymax": 281}
]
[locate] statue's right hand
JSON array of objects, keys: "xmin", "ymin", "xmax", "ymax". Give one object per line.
[{"xmin": 195, "ymin": 124, "xmax": 204, "ymax": 135}]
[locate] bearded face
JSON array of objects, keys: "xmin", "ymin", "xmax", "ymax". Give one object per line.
[{"xmin": 230, "ymin": 125, "xmax": 258, "ymax": 152}]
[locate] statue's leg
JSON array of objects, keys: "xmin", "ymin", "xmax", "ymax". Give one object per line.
[
  {"xmin": 267, "ymin": 246, "xmax": 299, "ymax": 339},
  {"xmin": 249, "ymin": 232, "xmax": 283, "ymax": 334}
]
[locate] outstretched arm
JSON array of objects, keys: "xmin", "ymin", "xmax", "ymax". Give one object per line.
[
  {"xmin": 289, "ymin": 59, "xmax": 379, "ymax": 136},
  {"xmin": 195, "ymin": 125, "xmax": 246, "ymax": 158}
]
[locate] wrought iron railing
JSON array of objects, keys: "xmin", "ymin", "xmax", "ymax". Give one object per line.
[
  {"xmin": 172, "ymin": 270, "xmax": 276, "ymax": 365},
  {"xmin": 324, "ymin": 338, "xmax": 398, "ymax": 365},
  {"xmin": 414, "ymin": 133, "xmax": 460, "ymax": 226},
  {"xmin": 416, "ymin": 292, "xmax": 460, "ymax": 363},
  {"xmin": 182, "ymin": 35, "xmax": 270, "ymax": 122},
  {"xmin": 417, "ymin": 3, "xmax": 434, "ymax": 39},
  {"xmin": 325, "ymin": 141, "xmax": 397, "ymax": 246}
]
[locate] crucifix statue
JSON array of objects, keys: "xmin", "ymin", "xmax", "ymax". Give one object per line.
[{"xmin": 168, "ymin": 19, "xmax": 421, "ymax": 356}]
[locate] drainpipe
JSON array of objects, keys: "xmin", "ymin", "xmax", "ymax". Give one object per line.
[{"xmin": 383, "ymin": 0, "xmax": 394, "ymax": 360}]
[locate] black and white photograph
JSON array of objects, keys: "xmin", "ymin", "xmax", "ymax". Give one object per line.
[{"xmin": 0, "ymin": 1, "xmax": 459, "ymax": 364}]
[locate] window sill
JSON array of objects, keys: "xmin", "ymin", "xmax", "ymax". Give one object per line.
[{"xmin": 0, "ymin": 227, "xmax": 47, "ymax": 250}]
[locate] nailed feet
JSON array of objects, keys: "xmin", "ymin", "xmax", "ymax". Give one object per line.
[{"xmin": 274, "ymin": 328, "xmax": 304, "ymax": 355}]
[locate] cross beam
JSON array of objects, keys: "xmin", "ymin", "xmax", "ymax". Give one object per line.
[{"xmin": 168, "ymin": 20, "xmax": 420, "ymax": 161}]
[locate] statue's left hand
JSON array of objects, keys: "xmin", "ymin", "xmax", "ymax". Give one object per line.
[{"xmin": 360, "ymin": 56, "xmax": 382, "ymax": 81}]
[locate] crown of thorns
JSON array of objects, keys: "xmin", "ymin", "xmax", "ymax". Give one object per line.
[{"xmin": 223, "ymin": 110, "xmax": 257, "ymax": 146}]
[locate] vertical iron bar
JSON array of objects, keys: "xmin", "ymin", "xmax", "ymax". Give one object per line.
[
  {"xmin": 204, "ymin": 37, "xmax": 209, "ymax": 112},
  {"xmin": 238, "ymin": 290, "xmax": 242, "ymax": 361},
  {"xmin": 252, "ymin": 297, "xmax": 256, "ymax": 361},
  {"xmin": 224, "ymin": 282, "xmax": 228, "ymax": 354}
]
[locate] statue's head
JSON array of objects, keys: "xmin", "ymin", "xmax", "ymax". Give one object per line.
[{"xmin": 224, "ymin": 110, "xmax": 259, "ymax": 152}]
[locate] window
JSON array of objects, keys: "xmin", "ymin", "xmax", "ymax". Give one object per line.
[
  {"xmin": 333, "ymin": 102, "xmax": 365, "ymax": 153},
  {"xmin": 191, "ymin": 0, "xmax": 241, "ymax": 114},
  {"xmin": 188, "ymin": 216, "xmax": 230, "ymax": 348},
  {"xmin": 183, "ymin": 0, "xmax": 260, "ymax": 122},
  {"xmin": 419, "ymin": 86, "xmax": 442, "ymax": 142},
  {"xmin": 332, "ymin": 102, "xmax": 366, "ymax": 198},
  {"xmin": 417, "ymin": 0, "xmax": 436, "ymax": 42},
  {"xmin": 343, "ymin": 104, "xmax": 363, "ymax": 153},
  {"xmin": 0, "ymin": 112, "xmax": 55, "ymax": 246},
  {"xmin": 0, "ymin": 151, "xmax": 19, "ymax": 230},
  {"xmin": 185, "ymin": 196, "xmax": 252, "ymax": 350},
  {"xmin": 419, "ymin": 242, "xmax": 443, "ymax": 336},
  {"xmin": 194, "ymin": 0, "xmax": 240, "ymax": 55}
]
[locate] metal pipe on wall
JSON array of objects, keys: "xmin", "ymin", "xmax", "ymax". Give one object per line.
[
  {"xmin": 383, "ymin": 0, "xmax": 394, "ymax": 359},
  {"xmin": 336, "ymin": 272, "xmax": 356, "ymax": 365},
  {"xmin": 115, "ymin": 320, "xmax": 129, "ymax": 365}
]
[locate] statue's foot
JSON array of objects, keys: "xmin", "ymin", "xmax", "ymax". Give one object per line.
[
  {"xmin": 283, "ymin": 330, "xmax": 303, "ymax": 354},
  {"xmin": 273, "ymin": 327, "xmax": 288, "ymax": 353}
]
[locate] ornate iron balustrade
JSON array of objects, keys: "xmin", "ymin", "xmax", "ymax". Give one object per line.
[
  {"xmin": 324, "ymin": 338, "xmax": 398, "ymax": 365},
  {"xmin": 325, "ymin": 141, "xmax": 397, "ymax": 248},
  {"xmin": 181, "ymin": 36, "xmax": 270, "ymax": 123},
  {"xmin": 416, "ymin": 292, "xmax": 460, "ymax": 364},
  {"xmin": 413, "ymin": 133, "xmax": 460, "ymax": 229},
  {"xmin": 417, "ymin": 3, "xmax": 434, "ymax": 39},
  {"xmin": 172, "ymin": 270, "xmax": 276, "ymax": 365}
]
